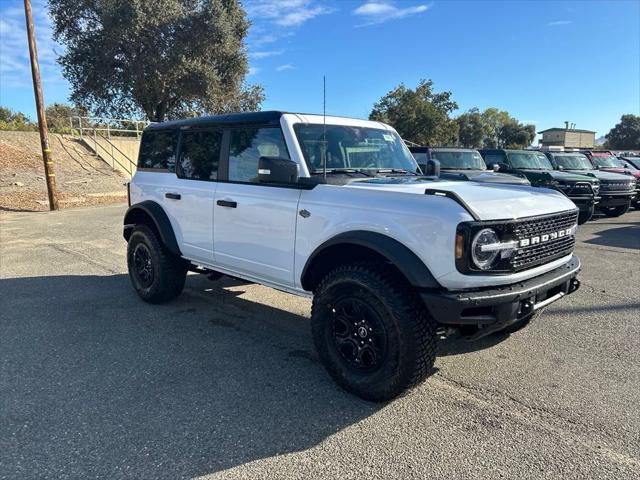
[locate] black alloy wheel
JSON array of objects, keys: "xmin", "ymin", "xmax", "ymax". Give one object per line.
[{"xmin": 331, "ymin": 297, "xmax": 388, "ymax": 372}]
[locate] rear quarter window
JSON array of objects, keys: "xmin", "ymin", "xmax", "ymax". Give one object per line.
[{"xmin": 138, "ymin": 130, "xmax": 179, "ymax": 171}]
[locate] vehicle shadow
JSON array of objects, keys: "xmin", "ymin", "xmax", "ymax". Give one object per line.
[
  {"xmin": 582, "ymin": 218, "xmax": 640, "ymax": 249},
  {"xmin": 0, "ymin": 274, "xmax": 383, "ymax": 479},
  {"xmin": 437, "ymin": 331, "xmax": 511, "ymax": 357}
]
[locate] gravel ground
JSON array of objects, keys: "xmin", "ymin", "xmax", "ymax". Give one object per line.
[
  {"xmin": 0, "ymin": 206, "xmax": 638, "ymax": 479},
  {"xmin": 0, "ymin": 131, "xmax": 127, "ymax": 212}
]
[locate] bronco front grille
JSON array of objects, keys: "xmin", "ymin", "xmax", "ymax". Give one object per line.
[
  {"xmin": 509, "ymin": 210, "xmax": 578, "ymax": 271},
  {"xmin": 600, "ymin": 180, "xmax": 635, "ymax": 192}
]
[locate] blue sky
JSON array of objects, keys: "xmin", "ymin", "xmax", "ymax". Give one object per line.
[{"xmin": 1, "ymin": 0, "xmax": 639, "ymax": 140}]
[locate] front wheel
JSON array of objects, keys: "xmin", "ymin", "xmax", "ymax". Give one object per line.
[
  {"xmin": 127, "ymin": 225, "xmax": 188, "ymax": 303},
  {"xmin": 311, "ymin": 263, "xmax": 437, "ymax": 402},
  {"xmin": 577, "ymin": 205, "xmax": 594, "ymax": 224},
  {"xmin": 600, "ymin": 202, "xmax": 631, "ymax": 217}
]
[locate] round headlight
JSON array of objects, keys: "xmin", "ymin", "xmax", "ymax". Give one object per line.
[{"xmin": 471, "ymin": 228, "xmax": 500, "ymax": 270}]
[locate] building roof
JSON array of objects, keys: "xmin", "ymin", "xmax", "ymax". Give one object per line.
[{"xmin": 538, "ymin": 128, "xmax": 596, "ymax": 134}]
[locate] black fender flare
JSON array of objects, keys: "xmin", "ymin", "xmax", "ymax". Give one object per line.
[
  {"xmin": 123, "ymin": 201, "xmax": 181, "ymax": 256},
  {"xmin": 301, "ymin": 230, "xmax": 441, "ymax": 290}
]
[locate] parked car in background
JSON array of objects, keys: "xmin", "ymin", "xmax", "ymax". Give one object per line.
[
  {"xmin": 479, "ymin": 149, "xmax": 599, "ymax": 224},
  {"xmin": 582, "ymin": 150, "xmax": 640, "ymax": 208},
  {"xmin": 620, "ymin": 156, "xmax": 640, "ymax": 170},
  {"xmin": 409, "ymin": 146, "xmax": 530, "ymax": 186},
  {"xmin": 545, "ymin": 151, "xmax": 635, "ymax": 217}
]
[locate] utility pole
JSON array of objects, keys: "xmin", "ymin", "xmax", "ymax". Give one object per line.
[{"xmin": 24, "ymin": 0, "xmax": 58, "ymax": 211}]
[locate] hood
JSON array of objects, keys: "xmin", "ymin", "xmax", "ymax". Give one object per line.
[
  {"xmin": 563, "ymin": 169, "xmax": 634, "ymax": 181},
  {"xmin": 597, "ymin": 167, "xmax": 640, "ymax": 179},
  {"xmin": 518, "ymin": 169, "xmax": 598, "ymax": 183},
  {"xmin": 440, "ymin": 169, "xmax": 530, "ymax": 185},
  {"xmin": 343, "ymin": 177, "xmax": 576, "ymax": 221}
]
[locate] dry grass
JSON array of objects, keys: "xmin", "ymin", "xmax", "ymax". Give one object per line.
[{"xmin": 0, "ymin": 131, "xmax": 128, "ymax": 212}]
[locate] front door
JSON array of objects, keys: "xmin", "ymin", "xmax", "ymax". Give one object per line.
[{"xmin": 213, "ymin": 126, "xmax": 301, "ymax": 287}]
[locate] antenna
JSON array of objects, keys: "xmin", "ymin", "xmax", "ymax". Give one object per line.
[{"xmin": 322, "ymin": 75, "xmax": 327, "ymax": 180}]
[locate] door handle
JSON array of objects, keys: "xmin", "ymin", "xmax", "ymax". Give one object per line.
[
  {"xmin": 216, "ymin": 199, "xmax": 237, "ymax": 208},
  {"xmin": 165, "ymin": 192, "xmax": 181, "ymax": 200}
]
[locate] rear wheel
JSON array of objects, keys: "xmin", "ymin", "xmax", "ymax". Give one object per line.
[
  {"xmin": 577, "ymin": 205, "xmax": 594, "ymax": 224},
  {"xmin": 600, "ymin": 201, "xmax": 631, "ymax": 217},
  {"xmin": 127, "ymin": 225, "xmax": 188, "ymax": 303},
  {"xmin": 311, "ymin": 262, "xmax": 437, "ymax": 402}
]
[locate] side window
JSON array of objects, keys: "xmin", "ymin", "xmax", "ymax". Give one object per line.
[
  {"xmin": 228, "ymin": 127, "xmax": 289, "ymax": 183},
  {"xmin": 412, "ymin": 152, "xmax": 427, "ymax": 163},
  {"xmin": 178, "ymin": 130, "xmax": 222, "ymax": 181},
  {"xmin": 483, "ymin": 153, "xmax": 504, "ymax": 166},
  {"xmin": 138, "ymin": 130, "xmax": 178, "ymax": 171}
]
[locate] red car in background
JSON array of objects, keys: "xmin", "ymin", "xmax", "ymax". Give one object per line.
[{"xmin": 583, "ymin": 150, "xmax": 640, "ymax": 208}]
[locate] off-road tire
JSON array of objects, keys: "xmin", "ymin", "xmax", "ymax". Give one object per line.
[
  {"xmin": 311, "ymin": 262, "xmax": 437, "ymax": 402},
  {"xmin": 577, "ymin": 205, "xmax": 594, "ymax": 224},
  {"xmin": 127, "ymin": 225, "xmax": 188, "ymax": 304},
  {"xmin": 600, "ymin": 202, "xmax": 631, "ymax": 217}
]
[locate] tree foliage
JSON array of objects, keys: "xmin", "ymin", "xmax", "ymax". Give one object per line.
[
  {"xmin": 0, "ymin": 107, "xmax": 36, "ymax": 131},
  {"xmin": 45, "ymin": 103, "xmax": 87, "ymax": 133},
  {"xmin": 369, "ymin": 79, "xmax": 459, "ymax": 146},
  {"xmin": 605, "ymin": 114, "xmax": 640, "ymax": 149},
  {"xmin": 455, "ymin": 107, "xmax": 535, "ymax": 149},
  {"xmin": 48, "ymin": 0, "xmax": 263, "ymax": 122},
  {"xmin": 456, "ymin": 108, "xmax": 484, "ymax": 148}
]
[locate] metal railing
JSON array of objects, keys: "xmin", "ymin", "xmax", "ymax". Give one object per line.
[
  {"xmin": 70, "ymin": 116, "xmax": 152, "ymax": 178},
  {"xmin": 83, "ymin": 131, "xmax": 136, "ymax": 176},
  {"xmin": 70, "ymin": 116, "xmax": 151, "ymax": 138}
]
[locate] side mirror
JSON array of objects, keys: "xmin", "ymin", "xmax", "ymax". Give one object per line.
[
  {"xmin": 558, "ymin": 165, "xmax": 564, "ymax": 170},
  {"xmin": 423, "ymin": 159, "xmax": 440, "ymax": 177},
  {"xmin": 258, "ymin": 157, "xmax": 299, "ymax": 184},
  {"xmin": 491, "ymin": 164, "xmax": 500, "ymax": 172}
]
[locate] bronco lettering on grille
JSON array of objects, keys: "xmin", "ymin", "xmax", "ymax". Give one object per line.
[{"xmin": 518, "ymin": 226, "xmax": 576, "ymax": 248}]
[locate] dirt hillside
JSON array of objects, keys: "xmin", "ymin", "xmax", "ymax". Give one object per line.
[{"xmin": 0, "ymin": 131, "xmax": 128, "ymax": 212}]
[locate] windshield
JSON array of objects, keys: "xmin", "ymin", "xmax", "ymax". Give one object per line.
[
  {"xmin": 293, "ymin": 124, "xmax": 419, "ymax": 173},
  {"xmin": 592, "ymin": 155, "xmax": 624, "ymax": 168},
  {"xmin": 430, "ymin": 150, "xmax": 485, "ymax": 170},
  {"xmin": 554, "ymin": 155, "xmax": 593, "ymax": 170},
  {"xmin": 508, "ymin": 152, "xmax": 553, "ymax": 170}
]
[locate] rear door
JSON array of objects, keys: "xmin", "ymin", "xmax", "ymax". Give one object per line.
[
  {"xmin": 164, "ymin": 128, "xmax": 222, "ymax": 264},
  {"xmin": 213, "ymin": 126, "xmax": 301, "ymax": 287}
]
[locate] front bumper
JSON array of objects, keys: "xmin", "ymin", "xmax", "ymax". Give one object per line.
[
  {"xmin": 420, "ymin": 255, "xmax": 580, "ymax": 329},
  {"xmin": 567, "ymin": 194, "xmax": 597, "ymax": 210},
  {"xmin": 598, "ymin": 191, "xmax": 634, "ymax": 208}
]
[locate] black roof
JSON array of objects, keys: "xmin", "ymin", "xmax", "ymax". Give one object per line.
[
  {"xmin": 545, "ymin": 151, "xmax": 588, "ymax": 157},
  {"xmin": 479, "ymin": 149, "xmax": 534, "ymax": 153},
  {"xmin": 145, "ymin": 111, "xmax": 285, "ymax": 130},
  {"xmin": 408, "ymin": 146, "xmax": 478, "ymax": 152}
]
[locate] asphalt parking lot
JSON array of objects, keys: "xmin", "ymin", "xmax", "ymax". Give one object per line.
[{"xmin": 1, "ymin": 205, "xmax": 639, "ymax": 479}]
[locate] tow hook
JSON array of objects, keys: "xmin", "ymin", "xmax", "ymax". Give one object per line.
[{"xmin": 569, "ymin": 278, "xmax": 581, "ymax": 293}]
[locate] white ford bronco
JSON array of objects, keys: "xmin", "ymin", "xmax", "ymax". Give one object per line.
[{"xmin": 124, "ymin": 111, "xmax": 581, "ymax": 401}]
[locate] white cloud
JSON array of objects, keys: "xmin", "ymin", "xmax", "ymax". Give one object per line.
[
  {"xmin": 250, "ymin": 49, "xmax": 285, "ymax": 59},
  {"xmin": 353, "ymin": 1, "xmax": 430, "ymax": 26},
  {"xmin": 547, "ymin": 20, "xmax": 573, "ymax": 26},
  {"xmin": 0, "ymin": 1, "xmax": 66, "ymax": 89},
  {"xmin": 276, "ymin": 64, "xmax": 295, "ymax": 71},
  {"xmin": 246, "ymin": 0, "xmax": 334, "ymax": 28},
  {"xmin": 248, "ymin": 66, "xmax": 260, "ymax": 76}
]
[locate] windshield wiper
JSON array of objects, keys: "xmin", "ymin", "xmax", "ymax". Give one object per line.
[
  {"xmin": 376, "ymin": 168, "xmax": 417, "ymax": 175},
  {"xmin": 311, "ymin": 168, "xmax": 376, "ymax": 177}
]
